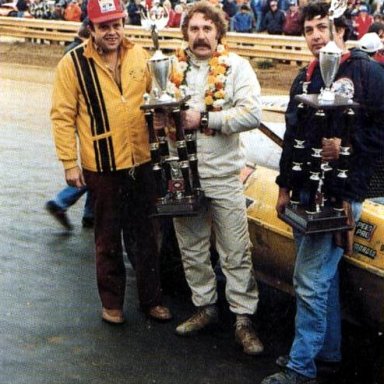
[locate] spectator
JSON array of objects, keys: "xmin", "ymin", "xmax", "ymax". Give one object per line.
[
  {"xmin": 64, "ymin": 0, "xmax": 82, "ymax": 21},
  {"xmin": 80, "ymin": 0, "xmax": 88, "ymax": 20},
  {"xmin": 354, "ymin": 4, "xmax": 373, "ymax": 39},
  {"xmin": 16, "ymin": 0, "xmax": 29, "ymax": 17},
  {"xmin": 250, "ymin": 0, "xmax": 266, "ymax": 32},
  {"xmin": 222, "ymin": 0, "xmax": 238, "ymax": 30},
  {"xmin": 368, "ymin": 22, "xmax": 384, "ymax": 63},
  {"xmin": 283, "ymin": 0, "xmax": 301, "ymax": 36},
  {"xmin": 167, "ymin": 4, "xmax": 183, "ymax": 27},
  {"xmin": 29, "ymin": 0, "xmax": 53, "ymax": 19},
  {"xmin": 233, "ymin": 4, "xmax": 253, "ymax": 32},
  {"xmin": 127, "ymin": 0, "xmax": 144, "ymax": 25},
  {"xmin": 357, "ymin": 30, "xmax": 384, "ymax": 57},
  {"xmin": 264, "ymin": 0, "xmax": 285, "ymax": 35},
  {"xmin": 373, "ymin": 12, "xmax": 383, "ymax": 23},
  {"xmin": 46, "ymin": 19, "xmax": 93, "ymax": 231}
]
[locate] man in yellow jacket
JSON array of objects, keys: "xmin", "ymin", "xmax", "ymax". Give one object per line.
[{"xmin": 51, "ymin": 0, "xmax": 171, "ymax": 324}]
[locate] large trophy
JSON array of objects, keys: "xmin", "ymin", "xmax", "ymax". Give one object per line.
[
  {"xmin": 278, "ymin": 0, "xmax": 357, "ymax": 234},
  {"xmin": 140, "ymin": 7, "xmax": 205, "ymax": 217}
]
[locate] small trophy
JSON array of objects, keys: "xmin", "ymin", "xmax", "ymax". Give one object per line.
[
  {"xmin": 278, "ymin": 0, "xmax": 357, "ymax": 234},
  {"xmin": 140, "ymin": 7, "xmax": 205, "ymax": 217}
]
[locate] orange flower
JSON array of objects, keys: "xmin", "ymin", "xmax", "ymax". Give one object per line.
[
  {"xmin": 176, "ymin": 49, "xmax": 187, "ymax": 62},
  {"xmin": 215, "ymin": 82, "xmax": 224, "ymax": 90},
  {"xmin": 208, "ymin": 75, "xmax": 216, "ymax": 85},
  {"xmin": 170, "ymin": 72, "xmax": 183, "ymax": 87}
]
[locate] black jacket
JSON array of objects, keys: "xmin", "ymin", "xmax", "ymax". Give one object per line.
[{"xmin": 276, "ymin": 49, "xmax": 384, "ymax": 202}]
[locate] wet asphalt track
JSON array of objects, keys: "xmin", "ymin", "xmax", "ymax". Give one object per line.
[{"xmin": 0, "ymin": 63, "xmax": 382, "ymax": 384}]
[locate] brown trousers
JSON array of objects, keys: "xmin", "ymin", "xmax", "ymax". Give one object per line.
[{"xmin": 84, "ymin": 163, "xmax": 162, "ymax": 310}]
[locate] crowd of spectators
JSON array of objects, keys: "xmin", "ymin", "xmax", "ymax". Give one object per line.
[{"xmin": 5, "ymin": 0, "xmax": 384, "ymax": 52}]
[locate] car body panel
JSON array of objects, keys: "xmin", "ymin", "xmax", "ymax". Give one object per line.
[{"xmin": 244, "ymin": 164, "xmax": 384, "ymax": 331}]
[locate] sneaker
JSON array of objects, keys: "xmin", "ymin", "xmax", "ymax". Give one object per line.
[
  {"xmin": 261, "ymin": 369, "xmax": 317, "ymax": 384},
  {"xmin": 82, "ymin": 216, "xmax": 94, "ymax": 228},
  {"xmin": 45, "ymin": 200, "xmax": 73, "ymax": 230},
  {"xmin": 235, "ymin": 315, "xmax": 264, "ymax": 355},
  {"xmin": 175, "ymin": 305, "xmax": 218, "ymax": 336}
]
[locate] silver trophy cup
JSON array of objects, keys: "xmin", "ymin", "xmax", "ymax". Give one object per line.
[
  {"xmin": 147, "ymin": 50, "xmax": 173, "ymax": 102},
  {"xmin": 319, "ymin": 41, "xmax": 341, "ymax": 103}
]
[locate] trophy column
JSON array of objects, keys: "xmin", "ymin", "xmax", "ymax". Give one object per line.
[
  {"xmin": 139, "ymin": 6, "xmax": 206, "ymax": 216},
  {"xmin": 278, "ymin": 94, "xmax": 358, "ymax": 234}
]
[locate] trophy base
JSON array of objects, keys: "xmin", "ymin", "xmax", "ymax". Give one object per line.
[
  {"xmin": 152, "ymin": 191, "xmax": 207, "ymax": 217},
  {"xmin": 295, "ymin": 94, "xmax": 358, "ymax": 109},
  {"xmin": 141, "ymin": 95, "xmax": 191, "ymax": 110},
  {"xmin": 278, "ymin": 204, "xmax": 353, "ymax": 234}
]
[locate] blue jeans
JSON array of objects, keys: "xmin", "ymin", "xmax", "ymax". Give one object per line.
[
  {"xmin": 287, "ymin": 200, "xmax": 362, "ymax": 378},
  {"xmin": 53, "ymin": 186, "xmax": 93, "ymax": 219}
]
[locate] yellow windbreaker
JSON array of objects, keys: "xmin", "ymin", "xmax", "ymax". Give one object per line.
[{"xmin": 51, "ymin": 38, "xmax": 152, "ymax": 172}]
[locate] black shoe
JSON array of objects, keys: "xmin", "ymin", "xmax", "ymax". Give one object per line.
[
  {"xmin": 81, "ymin": 216, "xmax": 94, "ymax": 228},
  {"xmin": 45, "ymin": 200, "xmax": 73, "ymax": 230},
  {"xmin": 261, "ymin": 368, "xmax": 317, "ymax": 384},
  {"xmin": 276, "ymin": 355, "xmax": 340, "ymax": 378},
  {"xmin": 276, "ymin": 355, "xmax": 290, "ymax": 368}
]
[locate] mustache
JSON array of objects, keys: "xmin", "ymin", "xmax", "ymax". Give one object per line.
[{"xmin": 193, "ymin": 41, "xmax": 211, "ymax": 49}]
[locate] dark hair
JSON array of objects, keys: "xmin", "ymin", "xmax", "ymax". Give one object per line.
[
  {"xmin": 299, "ymin": 2, "xmax": 351, "ymax": 41},
  {"xmin": 181, "ymin": 1, "xmax": 227, "ymax": 42},
  {"xmin": 369, "ymin": 21, "xmax": 384, "ymax": 34},
  {"xmin": 299, "ymin": 2, "xmax": 329, "ymax": 25}
]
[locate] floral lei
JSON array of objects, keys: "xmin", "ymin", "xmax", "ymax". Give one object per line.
[{"xmin": 169, "ymin": 44, "xmax": 230, "ymax": 111}]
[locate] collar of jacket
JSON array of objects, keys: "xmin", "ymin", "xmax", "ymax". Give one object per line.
[
  {"xmin": 83, "ymin": 37, "xmax": 134, "ymax": 61},
  {"xmin": 185, "ymin": 48, "xmax": 210, "ymax": 68}
]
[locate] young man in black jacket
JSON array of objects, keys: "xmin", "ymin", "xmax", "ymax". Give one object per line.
[{"xmin": 262, "ymin": 3, "xmax": 384, "ymax": 384}]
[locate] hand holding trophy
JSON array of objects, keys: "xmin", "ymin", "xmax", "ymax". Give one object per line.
[{"xmin": 140, "ymin": 5, "xmax": 205, "ymax": 217}]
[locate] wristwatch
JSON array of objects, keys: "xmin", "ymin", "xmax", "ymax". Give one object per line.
[{"xmin": 200, "ymin": 111, "xmax": 209, "ymax": 129}]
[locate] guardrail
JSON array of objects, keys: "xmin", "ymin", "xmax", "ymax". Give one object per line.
[
  {"xmin": 0, "ymin": 16, "xmax": 314, "ymax": 63},
  {"xmin": 0, "ymin": 17, "xmax": 356, "ymax": 64}
]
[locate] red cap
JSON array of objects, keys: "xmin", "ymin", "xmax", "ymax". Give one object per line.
[{"xmin": 87, "ymin": 0, "xmax": 126, "ymax": 23}]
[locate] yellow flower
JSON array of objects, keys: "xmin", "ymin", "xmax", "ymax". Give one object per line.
[
  {"xmin": 214, "ymin": 90, "xmax": 225, "ymax": 99},
  {"xmin": 209, "ymin": 57, "xmax": 219, "ymax": 67},
  {"xmin": 205, "ymin": 95, "xmax": 214, "ymax": 105},
  {"xmin": 216, "ymin": 65, "xmax": 227, "ymax": 75}
]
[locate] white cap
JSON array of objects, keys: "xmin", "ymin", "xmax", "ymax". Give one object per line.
[{"xmin": 357, "ymin": 32, "xmax": 384, "ymax": 53}]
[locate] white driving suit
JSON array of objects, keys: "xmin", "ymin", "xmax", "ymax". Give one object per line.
[{"xmin": 173, "ymin": 50, "xmax": 262, "ymax": 314}]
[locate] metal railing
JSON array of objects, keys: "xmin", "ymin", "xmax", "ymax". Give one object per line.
[
  {"xmin": 0, "ymin": 17, "xmax": 357, "ymax": 64},
  {"xmin": 0, "ymin": 16, "xmax": 313, "ymax": 63}
]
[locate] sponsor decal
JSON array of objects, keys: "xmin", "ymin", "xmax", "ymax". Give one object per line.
[
  {"xmin": 99, "ymin": 0, "xmax": 116, "ymax": 13},
  {"xmin": 353, "ymin": 242, "xmax": 377, "ymax": 259},
  {"xmin": 354, "ymin": 220, "xmax": 376, "ymax": 241}
]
